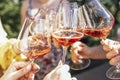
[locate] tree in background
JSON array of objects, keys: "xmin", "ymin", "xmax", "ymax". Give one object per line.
[{"xmin": 0, "ymin": 0, "xmax": 21, "ymax": 38}]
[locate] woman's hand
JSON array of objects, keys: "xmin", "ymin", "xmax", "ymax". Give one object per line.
[
  {"xmin": 101, "ymin": 39, "xmax": 120, "ymax": 65},
  {"xmin": 0, "ymin": 61, "xmax": 40, "ymax": 80},
  {"xmin": 44, "ymin": 60, "xmax": 77, "ymax": 80},
  {"xmin": 70, "ymin": 41, "xmax": 91, "ymax": 64}
]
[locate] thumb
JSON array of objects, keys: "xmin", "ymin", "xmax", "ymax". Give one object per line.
[
  {"xmin": 72, "ymin": 77, "xmax": 77, "ymax": 80},
  {"xmin": 12, "ymin": 64, "xmax": 32, "ymax": 80}
]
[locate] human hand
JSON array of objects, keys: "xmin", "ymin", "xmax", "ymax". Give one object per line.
[
  {"xmin": 70, "ymin": 41, "xmax": 91, "ymax": 64},
  {"xmin": 44, "ymin": 60, "xmax": 77, "ymax": 80},
  {"xmin": 101, "ymin": 39, "xmax": 120, "ymax": 65},
  {"xmin": 0, "ymin": 61, "xmax": 40, "ymax": 80}
]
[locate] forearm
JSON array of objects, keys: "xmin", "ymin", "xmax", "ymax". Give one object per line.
[{"xmin": 89, "ymin": 45, "xmax": 106, "ymax": 59}]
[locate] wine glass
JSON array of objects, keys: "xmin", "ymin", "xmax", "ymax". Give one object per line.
[
  {"xmin": 15, "ymin": 18, "xmax": 51, "ymax": 61},
  {"xmin": 79, "ymin": 0, "xmax": 114, "ymax": 39},
  {"xmin": 52, "ymin": 2, "xmax": 84, "ymax": 65},
  {"xmin": 13, "ymin": 17, "xmax": 51, "ymax": 80},
  {"xmin": 103, "ymin": 39, "xmax": 120, "ymax": 79},
  {"xmin": 78, "ymin": 0, "xmax": 115, "ymax": 79},
  {"xmin": 58, "ymin": 2, "xmax": 91, "ymax": 70},
  {"xmin": 18, "ymin": 8, "xmax": 40, "ymax": 40},
  {"xmin": 28, "ymin": 18, "xmax": 51, "ymax": 60}
]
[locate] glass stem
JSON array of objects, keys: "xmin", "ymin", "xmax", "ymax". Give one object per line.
[
  {"xmin": 29, "ymin": 58, "xmax": 35, "ymax": 80},
  {"xmin": 62, "ymin": 46, "xmax": 68, "ymax": 64},
  {"xmin": 30, "ymin": 58, "xmax": 35, "ymax": 63},
  {"xmin": 116, "ymin": 64, "xmax": 120, "ymax": 72}
]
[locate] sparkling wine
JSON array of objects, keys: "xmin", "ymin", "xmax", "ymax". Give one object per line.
[
  {"xmin": 52, "ymin": 30, "xmax": 84, "ymax": 46},
  {"xmin": 82, "ymin": 27, "xmax": 112, "ymax": 39}
]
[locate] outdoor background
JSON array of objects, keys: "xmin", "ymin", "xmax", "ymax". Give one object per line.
[{"xmin": 0, "ymin": 0, "xmax": 120, "ymax": 46}]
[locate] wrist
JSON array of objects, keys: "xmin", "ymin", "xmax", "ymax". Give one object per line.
[
  {"xmin": 88, "ymin": 46, "xmax": 106, "ymax": 59},
  {"xmin": 0, "ymin": 75, "xmax": 8, "ymax": 80}
]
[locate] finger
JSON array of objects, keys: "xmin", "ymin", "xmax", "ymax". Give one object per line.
[
  {"xmin": 71, "ymin": 47, "xmax": 83, "ymax": 58},
  {"xmin": 71, "ymin": 48, "xmax": 83, "ymax": 61},
  {"xmin": 103, "ymin": 45, "xmax": 112, "ymax": 52},
  {"xmin": 101, "ymin": 39, "xmax": 107, "ymax": 45},
  {"xmin": 101, "ymin": 39, "xmax": 112, "ymax": 51},
  {"xmin": 71, "ymin": 54, "xmax": 82, "ymax": 63},
  {"xmin": 106, "ymin": 50, "xmax": 119, "ymax": 59},
  {"xmin": 28, "ymin": 72, "xmax": 35, "ymax": 80},
  {"xmin": 77, "ymin": 46, "xmax": 84, "ymax": 54},
  {"xmin": 12, "ymin": 64, "xmax": 32, "ymax": 80},
  {"xmin": 100, "ymin": 39, "xmax": 104, "ymax": 45},
  {"xmin": 74, "ymin": 59, "xmax": 83, "ymax": 64},
  {"xmin": 12, "ymin": 61, "xmax": 30, "ymax": 70},
  {"xmin": 71, "ymin": 44, "xmax": 85, "ymax": 64},
  {"xmin": 72, "ymin": 42, "xmax": 85, "ymax": 52},
  {"xmin": 109, "ymin": 56, "xmax": 120, "ymax": 65},
  {"xmin": 71, "ymin": 42, "xmax": 87, "ymax": 58},
  {"xmin": 72, "ymin": 77, "xmax": 77, "ymax": 80},
  {"xmin": 71, "ymin": 55, "xmax": 83, "ymax": 64},
  {"xmin": 32, "ymin": 63, "xmax": 40, "ymax": 73},
  {"xmin": 71, "ymin": 42, "xmax": 84, "ymax": 54},
  {"xmin": 101, "ymin": 39, "xmax": 111, "ymax": 45},
  {"xmin": 71, "ymin": 41, "xmax": 80, "ymax": 47}
]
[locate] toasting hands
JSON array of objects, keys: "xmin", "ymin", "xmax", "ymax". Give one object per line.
[
  {"xmin": 0, "ymin": 61, "xmax": 40, "ymax": 80},
  {"xmin": 44, "ymin": 60, "xmax": 77, "ymax": 80}
]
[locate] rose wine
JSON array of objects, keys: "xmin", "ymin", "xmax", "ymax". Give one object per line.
[
  {"xmin": 52, "ymin": 30, "xmax": 84, "ymax": 46},
  {"xmin": 19, "ymin": 34, "xmax": 51, "ymax": 59},
  {"xmin": 27, "ymin": 45, "xmax": 50, "ymax": 59},
  {"xmin": 82, "ymin": 27, "xmax": 112, "ymax": 39}
]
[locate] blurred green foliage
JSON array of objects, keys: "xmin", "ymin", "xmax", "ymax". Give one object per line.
[
  {"xmin": 0, "ymin": 0, "xmax": 21, "ymax": 38},
  {"xmin": 0, "ymin": 0, "xmax": 120, "ymax": 46}
]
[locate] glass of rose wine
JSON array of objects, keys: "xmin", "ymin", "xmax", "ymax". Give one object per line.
[
  {"xmin": 17, "ymin": 8, "xmax": 51, "ymax": 61},
  {"xmin": 78, "ymin": 0, "xmax": 115, "ymax": 79},
  {"xmin": 52, "ymin": 2, "xmax": 84, "ymax": 65},
  {"xmin": 28, "ymin": 18, "xmax": 51, "ymax": 60},
  {"xmin": 13, "ymin": 18, "xmax": 51, "ymax": 79}
]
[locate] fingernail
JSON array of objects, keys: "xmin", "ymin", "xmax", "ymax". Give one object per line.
[
  {"xmin": 26, "ymin": 64, "xmax": 32, "ymax": 71},
  {"xmin": 79, "ymin": 56, "xmax": 83, "ymax": 59},
  {"xmin": 72, "ymin": 77, "xmax": 77, "ymax": 80},
  {"xmin": 73, "ymin": 60, "xmax": 76, "ymax": 63},
  {"xmin": 33, "ymin": 64, "xmax": 40, "ymax": 72},
  {"xmin": 78, "ymin": 60, "xmax": 83, "ymax": 63}
]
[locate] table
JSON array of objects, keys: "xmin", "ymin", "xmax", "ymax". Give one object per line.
[{"xmin": 70, "ymin": 59, "xmax": 112, "ymax": 80}]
